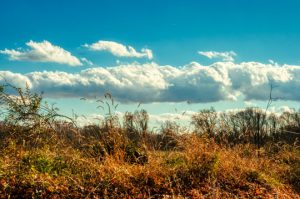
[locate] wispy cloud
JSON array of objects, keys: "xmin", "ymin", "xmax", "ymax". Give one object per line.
[
  {"xmin": 150, "ymin": 111, "xmax": 196, "ymax": 124},
  {"xmin": 198, "ymin": 51, "xmax": 236, "ymax": 62},
  {"xmin": 80, "ymin": 58, "xmax": 94, "ymax": 66},
  {"xmin": 83, "ymin": 40, "xmax": 153, "ymax": 59},
  {"xmin": 0, "ymin": 61, "xmax": 299, "ymax": 103},
  {"xmin": 0, "ymin": 40, "xmax": 82, "ymax": 66}
]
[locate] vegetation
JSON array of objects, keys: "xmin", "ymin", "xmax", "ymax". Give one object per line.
[{"xmin": 0, "ymin": 85, "xmax": 300, "ymax": 198}]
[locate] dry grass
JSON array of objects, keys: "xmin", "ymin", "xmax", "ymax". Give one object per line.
[
  {"xmin": 0, "ymin": 86, "xmax": 300, "ymax": 198},
  {"xmin": 0, "ymin": 125, "xmax": 300, "ymax": 198}
]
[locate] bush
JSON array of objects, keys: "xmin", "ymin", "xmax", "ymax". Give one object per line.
[{"xmin": 21, "ymin": 154, "xmax": 68, "ymax": 175}]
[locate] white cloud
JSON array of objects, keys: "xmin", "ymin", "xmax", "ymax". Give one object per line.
[
  {"xmin": 75, "ymin": 111, "xmax": 195, "ymax": 128},
  {"xmin": 84, "ymin": 40, "xmax": 153, "ymax": 59},
  {"xmin": 198, "ymin": 51, "xmax": 236, "ymax": 62},
  {"xmin": 80, "ymin": 58, "xmax": 93, "ymax": 66},
  {"xmin": 1, "ymin": 61, "xmax": 300, "ymax": 103},
  {"xmin": 75, "ymin": 114, "xmax": 104, "ymax": 127},
  {"xmin": 0, "ymin": 40, "xmax": 82, "ymax": 66},
  {"xmin": 244, "ymin": 101, "xmax": 255, "ymax": 107},
  {"xmin": 279, "ymin": 106, "xmax": 295, "ymax": 113},
  {"xmin": 150, "ymin": 111, "xmax": 196, "ymax": 123},
  {"xmin": 0, "ymin": 71, "xmax": 32, "ymax": 89}
]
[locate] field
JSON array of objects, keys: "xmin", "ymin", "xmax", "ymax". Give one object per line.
[{"xmin": 0, "ymin": 85, "xmax": 300, "ymax": 198}]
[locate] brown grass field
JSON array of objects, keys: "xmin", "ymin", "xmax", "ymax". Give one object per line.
[{"xmin": 0, "ymin": 85, "xmax": 300, "ymax": 198}]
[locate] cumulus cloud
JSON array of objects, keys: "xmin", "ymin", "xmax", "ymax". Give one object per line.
[
  {"xmin": 0, "ymin": 71, "xmax": 32, "ymax": 89},
  {"xmin": 1, "ymin": 61, "xmax": 300, "ymax": 103},
  {"xmin": 84, "ymin": 40, "xmax": 153, "ymax": 59},
  {"xmin": 198, "ymin": 51, "xmax": 236, "ymax": 62},
  {"xmin": 0, "ymin": 40, "xmax": 82, "ymax": 66}
]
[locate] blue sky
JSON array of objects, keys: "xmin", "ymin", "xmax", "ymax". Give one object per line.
[
  {"xmin": 2, "ymin": 0, "xmax": 300, "ymax": 69},
  {"xmin": 1, "ymin": 0, "xmax": 300, "ymax": 125}
]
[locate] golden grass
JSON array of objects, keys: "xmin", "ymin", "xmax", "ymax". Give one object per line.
[
  {"xmin": 1, "ymin": 85, "xmax": 300, "ymax": 198},
  {"xmin": 0, "ymin": 126, "xmax": 300, "ymax": 198}
]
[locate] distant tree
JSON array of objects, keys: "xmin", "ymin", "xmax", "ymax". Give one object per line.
[{"xmin": 191, "ymin": 107, "xmax": 218, "ymax": 137}]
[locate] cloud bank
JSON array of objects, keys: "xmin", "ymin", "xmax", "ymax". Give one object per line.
[
  {"xmin": 198, "ymin": 51, "xmax": 236, "ymax": 62},
  {"xmin": 0, "ymin": 61, "xmax": 299, "ymax": 103},
  {"xmin": 84, "ymin": 40, "xmax": 153, "ymax": 59},
  {"xmin": 0, "ymin": 41, "xmax": 82, "ymax": 66}
]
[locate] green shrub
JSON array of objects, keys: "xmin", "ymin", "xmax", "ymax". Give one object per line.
[
  {"xmin": 165, "ymin": 156, "xmax": 186, "ymax": 167},
  {"xmin": 125, "ymin": 143, "xmax": 148, "ymax": 165},
  {"xmin": 21, "ymin": 155, "xmax": 68, "ymax": 175}
]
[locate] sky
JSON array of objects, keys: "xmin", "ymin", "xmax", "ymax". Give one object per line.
[{"xmin": 1, "ymin": 0, "xmax": 300, "ymax": 125}]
